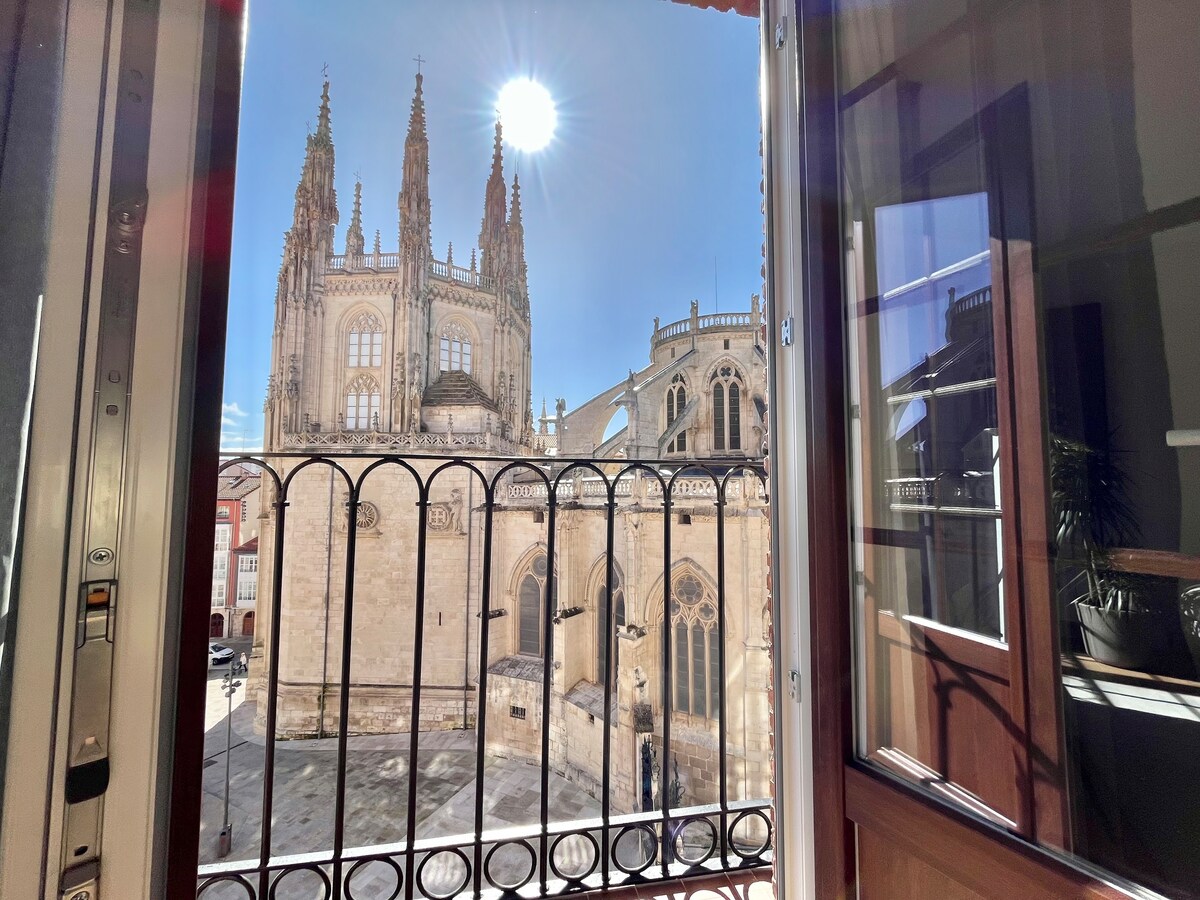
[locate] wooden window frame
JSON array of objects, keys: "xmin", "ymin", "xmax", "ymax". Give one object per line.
[{"xmin": 788, "ymin": 0, "xmax": 1133, "ymax": 895}]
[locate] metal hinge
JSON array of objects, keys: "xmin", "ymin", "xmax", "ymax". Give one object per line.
[{"xmin": 780, "ymin": 314, "xmax": 794, "ymax": 347}]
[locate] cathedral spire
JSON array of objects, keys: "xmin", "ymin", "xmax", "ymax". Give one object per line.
[
  {"xmin": 399, "ymin": 71, "xmax": 432, "ymax": 256},
  {"xmin": 478, "ymin": 117, "xmax": 507, "ymax": 278},
  {"xmin": 289, "ymin": 77, "xmax": 339, "ymax": 252},
  {"xmin": 314, "ymin": 77, "xmax": 333, "ymax": 146},
  {"xmin": 344, "ymin": 177, "xmax": 364, "ymax": 258},
  {"xmin": 507, "ymin": 171, "xmax": 527, "ymax": 285}
]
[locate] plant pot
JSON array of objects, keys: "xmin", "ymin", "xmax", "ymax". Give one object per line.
[
  {"xmin": 1178, "ymin": 585, "xmax": 1200, "ymax": 674},
  {"xmin": 1076, "ymin": 602, "xmax": 1171, "ymax": 672}
]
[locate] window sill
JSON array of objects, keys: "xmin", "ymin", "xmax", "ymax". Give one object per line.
[{"xmin": 568, "ymin": 865, "xmax": 772, "ymax": 900}]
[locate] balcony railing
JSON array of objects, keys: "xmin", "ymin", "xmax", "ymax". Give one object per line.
[{"xmin": 198, "ymin": 452, "xmax": 772, "ymax": 900}]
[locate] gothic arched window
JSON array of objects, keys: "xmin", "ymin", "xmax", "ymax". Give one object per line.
[
  {"xmin": 710, "ymin": 364, "xmax": 743, "ymax": 452},
  {"xmin": 518, "ymin": 551, "xmax": 552, "ymax": 656},
  {"xmin": 439, "ymin": 320, "xmax": 473, "ymax": 375},
  {"xmin": 344, "ymin": 373, "xmax": 381, "ymax": 431},
  {"xmin": 595, "ymin": 565, "xmax": 626, "ymax": 684},
  {"xmin": 346, "ymin": 310, "xmax": 383, "ymax": 367},
  {"xmin": 665, "ymin": 373, "xmax": 688, "ymax": 453},
  {"xmin": 670, "ymin": 569, "xmax": 719, "ymax": 719}
]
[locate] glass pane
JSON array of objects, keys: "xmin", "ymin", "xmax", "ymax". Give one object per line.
[
  {"xmin": 691, "ymin": 624, "xmax": 706, "ymax": 716},
  {"xmin": 519, "ymin": 574, "xmax": 541, "ymax": 656},
  {"xmin": 837, "ymin": 0, "xmax": 1200, "ymax": 894},
  {"xmin": 708, "ymin": 631, "xmax": 720, "ymax": 719},
  {"xmin": 675, "ymin": 620, "xmax": 689, "ymax": 711},
  {"xmin": 596, "ymin": 586, "xmax": 608, "ymax": 681},
  {"xmin": 713, "ymin": 383, "xmax": 725, "ymax": 450},
  {"xmin": 348, "ymin": 332, "xmax": 359, "ymax": 367},
  {"xmin": 729, "ymin": 383, "xmax": 741, "ymax": 451}
]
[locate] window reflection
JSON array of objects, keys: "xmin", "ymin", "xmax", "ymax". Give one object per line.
[{"xmin": 837, "ymin": 0, "xmax": 1200, "ymax": 895}]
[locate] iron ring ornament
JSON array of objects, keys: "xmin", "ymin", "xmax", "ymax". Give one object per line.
[
  {"xmin": 483, "ymin": 839, "xmax": 537, "ymax": 892},
  {"xmin": 611, "ymin": 823, "xmax": 659, "ymax": 875},
  {"xmin": 196, "ymin": 874, "xmax": 254, "ymax": 900},
  {"xmin": 672, "ymin": 815, "xmax": 719, "ymax": 867},
  {"xmin": 415, "ymin": 847, "xmax": 472, "ymax": 900},
  {"xmin": 548, "ymin": 830, "xmax": 600, "ymax": 883},
  {"xmin": 344, "ymin": 856, "xmax": 403, "ymax": 900},
  {"xmin": 728, "ymin": 808, "xmax": 773, "ymax": 860},
  {"xmin": 267, "ymin": 864, "xmax": 332, "ymax": 900}
]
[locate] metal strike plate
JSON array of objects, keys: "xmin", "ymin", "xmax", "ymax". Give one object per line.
[
  {"xmin": 788, "ymin": 669, "xmax": 801, "ymax": 702},
  {"xmin": 60, "ymin": 859, "xmax": 99, "ymax": 900},
  {"xmin": 775, "ymin": 16, "xmax": 787, "ymax": 49},
  {"xmin": 780, "ymin": 314, "xmax": 794, "ymax": 347}
]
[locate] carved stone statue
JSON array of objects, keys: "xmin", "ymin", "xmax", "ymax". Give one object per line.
[{"xmin": 448, "ymin": 488, "xmax": 464, "ymax": 534}]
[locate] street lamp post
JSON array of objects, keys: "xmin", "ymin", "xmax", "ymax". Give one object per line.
[{"xmin": 217, "ymin": 670, "xmax": 242, "ymax": 858}]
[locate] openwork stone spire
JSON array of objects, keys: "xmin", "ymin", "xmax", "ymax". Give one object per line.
[
  {"xmin": 344, "ymin": 177, "xmax": 365, "ymax": 257},
  {"xmin": 478, "ymin": 117, "xmax": 507, "ymax": 277},
  {"xmin": 399, "ymin": 71, "xmax": 431, "ymax": 255},
  {"xmin": 507, "ymin": 171, "xmax": 527, "ymax": 285},
  {"xmin": 291, "ymin": 77, "xmax": 339, "ymax": 248}
]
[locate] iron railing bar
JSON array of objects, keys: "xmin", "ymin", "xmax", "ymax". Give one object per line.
[
  {"xmin": 660, "ymin": 489, "xmax": 673, "ymax": 877},
  {"xmin": 403, "ymin": 488, "xmax": 431, "ymax": 900},
  {"xmin": 471, "ymin": 486, "xmax": 496, "ymax": 900},
  {"xmin": 715, "ymin": 483, "xmax": 729, "ymax": 868},
  {"xmin": 600, "ymin": 490, "xmax": 617, "ymax": 888},
  {"xmin": 538, "ymin": 490, "xmax": 558, "ymax": 896},
  {"xmin": 257, "ymin": 476, "xmax": 288, "ymax": 900},
  {"xmin": 218, "ymin": 450, "xmax": 763, "ymax": 469},
  {"xmin": 330, "ymin": 484, "xmax": 359, "ymax": 899}
]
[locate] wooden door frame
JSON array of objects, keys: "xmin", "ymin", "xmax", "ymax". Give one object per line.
[{"xmin": 789, "ymin": 0, "xmax": 1102, "ymax": 894}]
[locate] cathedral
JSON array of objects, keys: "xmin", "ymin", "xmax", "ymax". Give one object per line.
[{"xmin": 252, "ymin": 74, "xmax": 772, "ymax": 814}]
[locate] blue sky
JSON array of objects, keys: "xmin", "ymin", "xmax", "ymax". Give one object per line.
[{"xmin": 220, "ymin": 0, "xmax": 762, "ymax": 450}]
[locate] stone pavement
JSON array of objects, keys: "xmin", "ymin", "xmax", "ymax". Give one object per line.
[{"xmin": 198, "ymin": 686, "xmax": 603, "ymax": 897}]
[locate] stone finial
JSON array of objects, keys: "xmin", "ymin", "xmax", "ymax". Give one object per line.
[
  {"xmin": 315, "ymin": 77, "xmax": 332, "ymax": 145},
  {"xmin": 446, "ymin": 241, "xmax": 454, "ymax": 268},
  {"xmin": 344, "ymin": 178, "xmax": 365, "ymax": 258},
  {"xmin": 374, "ymin": 229, "xmax": 382, "ymax": 255},
  {"xmin": 470, "ymin": 248, "xmax": 477, "ymax": 273}
]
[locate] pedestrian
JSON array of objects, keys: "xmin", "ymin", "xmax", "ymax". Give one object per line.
[{"xmin": 238, "ymin": 651, "xmax": 248, "ymax": 674}]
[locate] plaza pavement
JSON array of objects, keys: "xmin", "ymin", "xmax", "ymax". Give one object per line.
[{"xmin": 197, "ymin": 663, "xmax": 605, "ymax": 898}]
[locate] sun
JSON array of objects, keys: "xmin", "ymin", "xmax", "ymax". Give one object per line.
[{"xmin": 497, "ymin": 78, "xmax": 558, "ymax": 152}]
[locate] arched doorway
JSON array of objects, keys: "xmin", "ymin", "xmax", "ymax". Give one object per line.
[
  {"xmin": 241, "ymin": 610, "xmax": 255, "ymax": 637},
  {"xmin": 209, "ymin": 612, "xmax": 224, "ymax": 638}
]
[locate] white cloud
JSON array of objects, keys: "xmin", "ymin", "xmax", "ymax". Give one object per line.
[
  {"xmin": 220, "ymin": 433, "xmax": 263, "ymax": 454},
  {"xmin": 222, "ymin": 401, "xmax": 249, "ymax": 418},
  {"xmin": 221, "ymin": 416, "xmax": 238, "ymax": 428}
]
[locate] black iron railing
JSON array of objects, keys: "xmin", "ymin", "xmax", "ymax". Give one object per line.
[{"xmin": 197, "ymin": 452, "xmax": 772, "ymax": 900}]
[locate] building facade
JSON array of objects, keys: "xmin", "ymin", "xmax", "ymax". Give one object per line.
[
  {"xmin": 250, "ymin": 75, "xmax": 772, "ymax": 814},
  {"xmin": 210, "ymin": 464, "xmax": 260, "ymax": 639}
]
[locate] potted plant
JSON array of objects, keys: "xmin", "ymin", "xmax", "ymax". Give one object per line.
[{"xmin": 1050, "ymin": 437, "xmax": 1169, "ymax": 671}]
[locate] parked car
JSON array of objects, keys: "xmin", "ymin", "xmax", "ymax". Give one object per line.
[{"xmin": 209, "ymin": 643, "xmax": 234, "ymax": 666}]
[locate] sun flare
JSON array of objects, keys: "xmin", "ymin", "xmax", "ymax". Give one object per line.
[{"xmin": 497, "ymin": 78, "xmax": 558, "ymax": 152}]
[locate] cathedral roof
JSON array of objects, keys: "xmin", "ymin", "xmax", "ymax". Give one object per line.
[{"xmin": 422, "ymin": 370, "xmax": 499, "ymax": 411}]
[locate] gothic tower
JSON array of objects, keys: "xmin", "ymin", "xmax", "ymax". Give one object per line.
[
  {"xmin": 263, "ymin": 72, "xmax": 534, "ymax": 452},
  {"xmin": 395, "ymin": 71, "xmax": 433, "ymax": 433},
  {"xmin": 266, "ymin": 78, "xmax": 339, "ymax": 441}
]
